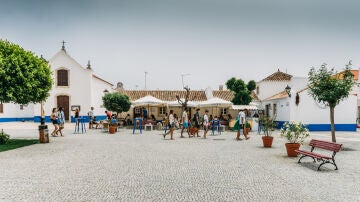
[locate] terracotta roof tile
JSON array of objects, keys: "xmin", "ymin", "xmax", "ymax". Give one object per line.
[
  {"xmin": 118, "ymin": 89, "xmax": 259, "ymax": 102},
  {"xmin": 263, "ymin": 90, "xmax": 288, "ymax": 101},
  {"xmin": 261, "ymin": 69, "xmax": 292, "ymax": 82},
  {"xmin": 117, "ymin": 90, "xmax": 207, "ymax": 101}
]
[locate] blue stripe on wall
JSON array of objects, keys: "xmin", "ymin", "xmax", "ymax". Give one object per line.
[
  {"xmin": 0, "ymin": 117, "xmax": 34, "ymax": 122},
  {"xmin": 275, "ymin": 121, "xmax": 357, "ymax": 132}
]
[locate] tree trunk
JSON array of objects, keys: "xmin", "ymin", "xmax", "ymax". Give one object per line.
[{"xmin": 330, "ymin": 106, "xmax": 336, "ymax": 142}]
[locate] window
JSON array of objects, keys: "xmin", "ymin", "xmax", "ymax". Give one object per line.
[
  {"xmin": 273, "ymin": 104, "xmax": 277, "ymax": 117},
  {"xmin": 221, "ymin": 108, "xmax": 227, "ymax": 115},
  {"xmin": 134, "ymin": 108, "xmax": 140, "ymax": 114},
  {"xmin": 0, "ymin": 103, "xmax": 3, "ymax": 113},
  {"xmin": 256, "ymin": 86, "xmax": 259, "ymax": 94},
  {"xmin": 159, "ymin": 107, "xmax": 166, "ymax": 115},
  {"xmin": 20, "ymin": 105, "xmax": 24, "ymax": 110},
  {"xmin": 57, "ymin": 69, "xmax": 68, "ymax": 86}
]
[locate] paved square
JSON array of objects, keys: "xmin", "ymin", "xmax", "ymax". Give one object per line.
[{"xmin": 0, "ymin": 122, "xmax": 360, "ymax": 201}]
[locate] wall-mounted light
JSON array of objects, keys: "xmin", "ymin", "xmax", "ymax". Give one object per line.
[
  {"xmin": 103, "ymin": 89, "xmax": 109, "ymax": 94},
  {"xmin": 285, "ymin": 85, "xmax": 291, "ymax": 97}
]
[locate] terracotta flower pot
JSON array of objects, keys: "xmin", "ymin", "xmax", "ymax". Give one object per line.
[
  {"xmin": 285, "ymin": 143, "xmax": 300, "ymax": 157},
  {"xmin": 262, "ymin": 136, "xmax": 273, "ymax": 148},
  {"xmin": 109, "ymin": 126, "xmax": 117, "ymax": 134}
]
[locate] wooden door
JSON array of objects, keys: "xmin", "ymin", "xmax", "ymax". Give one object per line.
[{"xmin": 57, "ymin": 95, "xmax": 69, "ymax": 121}]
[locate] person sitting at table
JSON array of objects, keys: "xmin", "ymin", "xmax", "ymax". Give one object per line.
[
  {"xmin": 124, "ymin": 114, "xmax": 132, "ymax": 126},
  {"xmin": 92, "ymin": 116, "xmax": 100, "ymax": 129},
  {"xmin": 150, "ymin": 114, "xmax": 156, "ymax": 121}
]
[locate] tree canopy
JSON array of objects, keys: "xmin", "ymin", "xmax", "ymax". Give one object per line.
[
  {"xmin": 0, "ymin": 39, "xmax": 53, "ymax": 104},
  {"xmin": 102, "ymin": 92, "xmax": 131, "ymax": 115},
  {"xmin": 225, "ymin": 77, "xmax": 255, "ymax": 105},
  {"xmin": 308, "ymin": 62, "xmax": 354, "ymax": 142}
]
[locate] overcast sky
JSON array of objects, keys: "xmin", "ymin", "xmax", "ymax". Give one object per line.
[{"xmin": 1, "ymin": 0, "xmax": 359, "ymax": 90}]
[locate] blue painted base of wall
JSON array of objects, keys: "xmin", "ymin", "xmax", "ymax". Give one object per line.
[
  {"xmin": 275, "ymin": 121, "xmax": 357, "ymax": 132},
  {"xmin": 0, "ymin": 117, "xmax": 34, "ymax": 122}
]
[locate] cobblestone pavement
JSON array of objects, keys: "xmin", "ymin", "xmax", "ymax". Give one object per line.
[{"xmin": 0, "ymin": 122, "xmax": 360, "ymax": 201}]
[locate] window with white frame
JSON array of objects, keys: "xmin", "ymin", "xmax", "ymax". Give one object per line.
[
  {"xmin": 159, "ymin": 107, "xmax": 166, "ymax": 115},
  {"xmin": 221, "ymin": 108, "xmax": 227, "ymax": 115}
]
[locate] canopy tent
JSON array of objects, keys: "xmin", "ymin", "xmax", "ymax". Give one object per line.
[
  {"xmin": 231, "ymin": 105, "xmax": 258, "ymax": 110},
  {"xmin": 131, "ymin": 95, "xmax": 165, "ymax": 118},
  {"xmin": 199, "ymin": 97, "xmax": 232, "ymax": 116},
  {"xmin": 166, "ymin": 98, "xmax": 199, "ymax": 108},
  {"xmin": 199, "ymin": 97, "xmax": 232, "ymax": 107},
  {"xmin": 132, "ymin": 95, "xmax": 164, "ymax": 106}
]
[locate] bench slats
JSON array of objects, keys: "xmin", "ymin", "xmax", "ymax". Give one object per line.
[
  {"xmin": 296, "ymin": 149, "xmax": 332, "ymax": 160},
  {"xmin": 309, "ymin": 139, "xmax": 342, "ymax": 152}
]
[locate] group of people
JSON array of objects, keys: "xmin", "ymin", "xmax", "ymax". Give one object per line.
[
  {"xmin": 163, "ymin": 108, "xmax": 250, "ymax": 140},
  {"xmin": 50, "ymin": 106, "xmax": 65, "ymax": 137}
]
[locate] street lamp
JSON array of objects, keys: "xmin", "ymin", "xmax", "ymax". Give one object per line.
[
  {"xmin": 285, "ymin": 85, "xmax": 291, "ymax": 97},
  {"xmin": 103, "ymin": 89, "xmax": 109, "ymax": 94},
  {"xmin": 181, "ymin": 73, "xmax": 190, "ymax": 88}
]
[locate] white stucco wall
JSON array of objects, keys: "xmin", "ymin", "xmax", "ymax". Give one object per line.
[
  {"xmin": 0, "ymin": 103, "xmax": 34, "ymax": 118},
  {"xmin": 91, "ymin": 76, "xmax": 114, "ymax": 116},
  {"xmin": 291, "ymin": 90, "xmax": 357, "ymax": 125},
  {"xmin": 38, "ymin": 50, "xmax": 93, "ymax": 118},
  {"xmin": 256, "ymin": 81, "xmax": 289, "ymax": 100}
]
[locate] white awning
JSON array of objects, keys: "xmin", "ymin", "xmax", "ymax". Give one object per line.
[{"xmin": 231, "ymin": 105, "xmax": 258, "ymax": 110}]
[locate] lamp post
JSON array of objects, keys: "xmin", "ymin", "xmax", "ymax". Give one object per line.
[
  {"xmin": 38, "ymin": 101, "xmax": 49, "ymax": 143},
  {"xmin": 145, "ymin": 71, "xmax": 148, "ymax": 90},
  {"xmin": 181, "ymin": 73, "xmax": 190, "ymax": 88},
  {"xmin": 285, "ymin": 85, "xmax": 291, "ymax": 97}
]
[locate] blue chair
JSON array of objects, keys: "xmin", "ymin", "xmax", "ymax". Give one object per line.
[
  {"xmin": 133, "ymin": 118, "xmax": 143, "ymax": 134},
  {"xmin": 211, "ymin": 120, "xmax": 221, "ymax": 135}
]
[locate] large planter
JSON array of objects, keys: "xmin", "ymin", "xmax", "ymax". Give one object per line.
[
  {"xmin": 262, "ymin": 136, "xmax": 273, "ymax": 148},
  {"xmin": 285, "ymin": 143, "xmax": 301, "ymax": 157},
  {"xmin": 109, "ymin": 126, "xmax": 117, "ymax": 134}
]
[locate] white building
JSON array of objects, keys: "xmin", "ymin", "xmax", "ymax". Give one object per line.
[
  {"xmin": 0, "ymin": 44, "xmax": 114, "ymax": 122},
  {"xmin": 258, "ymin": 69, "xmax": 358, "ymax": 131}
]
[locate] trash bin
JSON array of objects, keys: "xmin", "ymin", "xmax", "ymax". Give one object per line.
[{"xmin": 39, "ymin": 125, "xmax": 49, "ymax": 143}]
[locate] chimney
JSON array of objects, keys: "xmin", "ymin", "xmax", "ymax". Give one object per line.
[{"xmin": 219, "ymin": 85, "xmax": 223, "ymax": 91}]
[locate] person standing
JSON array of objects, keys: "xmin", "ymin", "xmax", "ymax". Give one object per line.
[
  {"xmin": 194, "ymin": 108, "xmax": 201, "ymax": 137},
  {"xmin": 57, "ymin": 106, "xmax": 65, "ymax": 136},
  {"xmin": 88, "ymin": 107, "xmax": 94, "ymax": 129},
  {"xmin": 180, "ymin": 108, "xmax": 190, "ymax": 138},
  {"xmin": 236, "ymin": 109, "xmax": 250, "ymax": 140},
  {"xmin": 203, "ymin": 110, "xmax": 210, "ymax": 139},
  {"xmin": 50, "ymin": 108, "xmax": 59, "ymax": 137},
  {"xmin": 163, "ymin": 110, "xmax": 175, "ymax": 140},
  {"xmin": 75, "ymin": 108, "xmax": 80, "ymax": 129}
]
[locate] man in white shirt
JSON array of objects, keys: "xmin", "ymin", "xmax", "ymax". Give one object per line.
[
  {"xmin": 236, "ymin": 109, "xmax": 249, "ymax": 140},
  {"xmin": 88, "ymin": 107, "xmax": 94, "ymax": 129},
  {"xmin": 180, "ymin": 108, "xmax": 190, "ymax": 138}
]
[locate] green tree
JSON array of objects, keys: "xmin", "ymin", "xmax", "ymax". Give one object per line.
[
  {"xmin": 226, "ymin": 77, "xmax": 255, "ymax": 105},
  {"xmin": 308, "ymin": 62, "xmax": 354, "ymax": 142},
  {"xmin": 102, "ymin": 92, "xmax": 131, "ymax": 116},
  {"xmin": 0, "ymin": 39, "xmax": 52, "ymax": 104}
]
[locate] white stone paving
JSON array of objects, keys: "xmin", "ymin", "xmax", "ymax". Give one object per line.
[{"xmin": 0, "ymin": 122, "xmax": 360, "ymax": 201}]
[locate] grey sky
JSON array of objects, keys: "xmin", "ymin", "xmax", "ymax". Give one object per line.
[{"xmin": 1, "ymin": 0, "xmax": 359, "ymax": 90}]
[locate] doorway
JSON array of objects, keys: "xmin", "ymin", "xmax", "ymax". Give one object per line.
[{"xmin": 57, "ymin": 95, "xmax": 70, "ymax": 121}]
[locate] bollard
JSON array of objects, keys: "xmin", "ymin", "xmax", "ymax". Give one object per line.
[{"xmin": 39, "ymin": 125, "xmax": 49, "ymax": 143}]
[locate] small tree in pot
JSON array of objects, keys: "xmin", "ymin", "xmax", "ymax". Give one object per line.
[
  {"xmin": 102, "ymin": 92, "xmax": 131, "ymax": 133},
  {"xmin": 259, "ymin": 115, "xmax": 277, "ymax": 147},
  {"xmin": 280, "ymin": 121, "xmax": 310, "ymax": 157}
]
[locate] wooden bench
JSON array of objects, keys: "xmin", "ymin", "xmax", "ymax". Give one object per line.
[{"xmin": 296, "ymin": 139, "xmax": 342, "ymax": 171}]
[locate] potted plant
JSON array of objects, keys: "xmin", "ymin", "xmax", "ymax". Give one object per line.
[
  {"xmin": 259, "ymin": 115, "xmax": 277, "ymax": 147},
  {"xmin": 244, "ymin": 121, "xmax": 251, "ymax": 135},
  {"xmin": 280, "ymin": 121, "xmax": 310, "ymax": 157},
  {"xmin": 108, "ymin": 118, "xmax": 117, "ymax": 134}
]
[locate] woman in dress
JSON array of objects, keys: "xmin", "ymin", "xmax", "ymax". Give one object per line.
[
  {"xmin": 57, "ymin": 106, "xmax": 65, "ymax": 136},
  {"xmin": 50, "ymin": 108, "xmax": 59, "ymax": 137}
]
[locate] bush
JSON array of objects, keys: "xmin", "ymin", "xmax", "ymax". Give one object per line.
[
  {"xmin": 280, "ymin": 121, "xmax": 310, "ymax": 144},
  {"xmin": 0, "ymin": 129, "xmax": 10, "ymax": 144}
]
